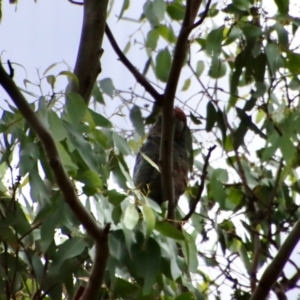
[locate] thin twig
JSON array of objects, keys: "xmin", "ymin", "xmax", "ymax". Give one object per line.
[
  {"xmin": 182, "ymin": 145, "xmax": 216, "ymax": 222},
  {"xmin": 190, "ymin": 0, "xmax": 212, "ymax": 29},
  {"xmin": 105, "ymin": 24, "xmax": 163, "ymax": 104},
  {"xmin": 68, "ymin": 0, "xmax": 83, "ymax": 5}
]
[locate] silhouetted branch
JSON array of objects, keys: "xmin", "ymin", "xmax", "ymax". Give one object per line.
[
  {"xmin": 163, "ymin": 0, "xmax": 203, "ymax": 220},
  {"xmin": 182, "ymin": 145, "xmax": 216, "ymax": 222},
  {"xmin": 0, "ymin": 62, "xmax": 110, "ymax": 300},
  {"xmin": 68, "ymin": 0, "xmax": 83, "ymax": 5},
  {"xmin": 190, "ymin": 0, "xmax": 212, "ymax": 29},
  {"xmin": 68, "ymin": 0, "xmax": 109, "ymax": 104},
  {"xmin": 250, "ymin": 219, "xmax": 300, "ymax": 300},
  {"xmin": 105, "ymin": 24, "xmax": 163, "ymax": 105},
  {"xmin": 79, "ymin": 232, "xmax": 110, "ymax": 300}
]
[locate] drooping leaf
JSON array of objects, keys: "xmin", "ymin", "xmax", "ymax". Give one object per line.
[
  {"xmin": 65, "ymin": 92, "xmax": 87, "ymax": 124},
  {"xmin": 112, "ymin": 132, "xmax": 132, "ymax": 155},
  {"xmin": 206, "ymin": 101, "xmax": 217, "ymax": 132},
  {"xmin": 146, "ymin": 28, "xmax": 159, "ymax": 51},
  {"xmin": 123, "ymin": 204, "xmax": 139, "ymax": 230},
  {"xmin": 99, "ymin": 78, "xmax": 114, "ymax": 98},
  {"xmin": 49, "ymin": 238, "xmax": 86, "ymax": 274},
  {"xmin": 132, "ymin": 237, "xmax": 161, "ymax": 295},
  {"xmin": 206, "ymin": 26, "xmax": 224, "ymax": 56},
  {"xmin": 142, "ymin": 205, "xmax": 156, "ymax": 238},
  {"xmin": 155, "ymin": 47, "xmax": 171, "ymax": 82},
  {"xmin": 130, "ymin": 105, "xmax": 145, "ymax": 137},
  {"xmin": 155, "ymin": 221, "xmax": 184, "ymax": 240}
]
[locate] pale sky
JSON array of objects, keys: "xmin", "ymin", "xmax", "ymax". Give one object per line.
[{"xmin": 1, "ymin": 1, "xmax": 300, "ymax": 299}]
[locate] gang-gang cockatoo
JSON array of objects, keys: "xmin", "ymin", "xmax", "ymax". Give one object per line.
[{"xmin": 133, "ymin": 107, "xmax": 189, "ymax": 205}]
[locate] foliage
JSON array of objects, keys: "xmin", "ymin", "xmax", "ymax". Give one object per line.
[{"xmin": 1, "ymin": 0, "xmax": 300, "ymax": 299}]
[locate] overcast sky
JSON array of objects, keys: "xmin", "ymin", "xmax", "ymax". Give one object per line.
[{"xmin": 1, "ymin": 1, "xmax": 300, "ymax": 299}]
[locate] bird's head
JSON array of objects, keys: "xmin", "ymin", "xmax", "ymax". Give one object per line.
[
  {"xmin": 148, "ymin": 107, "xmax": 188, "ymax": 143},
  {"xmin": 174, "ymin": 107, "xmax": 187, "ymax": 137}
]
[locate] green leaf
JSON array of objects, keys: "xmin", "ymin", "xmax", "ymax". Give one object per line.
[
  {"xmin": 211, "ymin": 168, "xmax": 228, "ymax": 183},
  {"xmin": 65, "ymin": 92, "xmax": 87, "ymax": 124},
  {"xmin": 123, "ymin": 204, "xmax": 139, "ymax": 230},
  {"xmin": 118, "ymin": 0, "xmax": 130, "ymax": 19},
  {"xmin": 209, "ymin": 55, "xmax": 226, "ymax": 78},
  {"xmin": 181, "ymin": 232, "xmax": 198, "ymax": 272},
  {"xmin": 76, "ymin": 170, "xmax": 102, "ymax": 188},
  {"xmin": 0, "ymin": 225, "xmax": 18, "ymax": 248},
  {"xmin": 48, "ymin": 111, "xmax": 68, "ymax": 141},
  {"xmin": 273, "ymin": 22, "xmax": 289, "ymax": 49},
  {"xmin": 166, "ymin": 2, "xmax": 185, "ymax": 20},
  {"xmin": 56, "ymin": 142, "xmax": 77, "ymax": 171},
  {"xmin": 265, "ymin": 42, "xmax": 281, "ymax": 76},
  {"xmin": 232, "ymin": 0, "xmax": 249, "ymax": 11},
  {"xmin": 195, "ymin": 60, "xmax": 205, "ymax": 77},
  {"xmin": 240, "ymin": 24, "xmax": 262, "ymax": 39},
  {"xmin": 99, "ymin": 78, "xmax": 114, "ymax": 98},
  {"xmin": 224, "ymin": 26, "xmax": 243, "ymax": 46},
  {"xmin": 274, "ymin": 0, "xmax": 289, "ymax": 14},
  {"xmin": 91, "ymin": 83, "xmax": 105, "ymax": 105},
  {"xmin": 113, "ymin": 278, "xmax": 139, "ymax": 298},
  {"xmin": 181, "ymin": 78, "xmax": 191, "ymax": 91},
  {"xmin": 140, "ymin": 152, "xmax": 160, "ymax": 172},
  {"xmin": 279, "ymin": 135, "xmax": 296, "ymax": 164},
  {"xmin": 190, "ymin": 112, "xmax": 202, "ymax": 125},
  {"xmin": 40, "ymin": 213, "xmax": 59, "ymax": 252},
  {"xmin": 209, "ymin": 177, "xmax": 226, "ymax": 209},
  {"xmin": 216, "ymin": 109, "xmax": 227, "ymax": 144},
  {"xmin": 29, "ymin": 169, "xmax": 50, "ymax": 206},
  {"xmin": 46, "ymin": 75, "xmax": 56, "ymax": 89},
  {"xmin": 155, "ymin": 221, "xmax": 184, "ymax": 240},
  {"xmin": 123, "ymin": 40, "xmax": 131, "ymax": 55},
  {"xmin": 142, "ymin": 206, "xmax": 156, "ymax": 238},
  {"xmin": 50, "ymin": 238, "xmax": 86, "ymax": 273},
  {"xmin": 19, "ymin": 142, "xmax": 40, "ymax": 176},
  {"xmin": 252, "ymin": 82, "xmax": 267, "ymax": 97},
  {"xmin": 158, "ymin": 24, "xmax": 176, "ymax": 43},
  {"xmin": 286, "ymin": 52, "xmax": 300, "ymax": 74},
  {"xmin": 152, "ymin": 0, "xmax": 166, "ymax": 20},
  {"xmin": 88, "ymin": 109, "xmax": 112, "ymax": 128},
  {"xmin": 143, "ymin": 1, "xmax": 159, "ymax": 27},
  {"xmin": 132, "ymin": 237, "xmax": 161, "ymax": 295},
  {"xmin": 146, "ymin": 28, "xmax": 159, "ymax": 51},
  {"xmin": 106, "ymin": 189, "xmax": 127, "ymax": 205},
  {"xmin": 206, "ymin": 101, "xmax": 217, "ymax": 132},
  {"xmin": 206, "ymin": 26, "xmax": 224, "ymax": 56},
  {"xmin": 63, "ymin": 122, "xmax": 99, "ymax": 172},
  {"xmin": 130, "ymin": 105, "xmax": 145, "ymax": 137},
  {"xmin": 155, "ymin": 47, "xmax": 171, "ymax": 82},
  {"xmin": 112, "ymin": 132, "xmax": 132, "ymax": 155}
]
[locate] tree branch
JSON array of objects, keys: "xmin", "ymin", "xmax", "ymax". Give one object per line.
[
  {"xmin": 68, "ymin": 0, "xmax": 109, "ymax": 104},
  {"xmin": 190, "ymin": 0, "xmax": 212, "ymax": 29},
  {"xmin": 105, "ymin": 24, "xmax": 163, "ymax": 105},
  {"xmin": 79, "ymin": 234, "xmax": 110, "ymax": 300},
  {"xmin": 0, "ymin": 62, "xmax": 109, "ymax": 300},
  {"xmin": 163, "ymin": 0, "xmax": 203, "ymax": 220},
  {"xmin": 250, "ymin": 219, "xmax": 300, "ymax": 300},
  {"xmin": 68, "ymin": 0, "xmax": 83, "ymax": 5},
  {"xmin": 182, "ymin": 145, "xmax": 216, "ymax": 222}
]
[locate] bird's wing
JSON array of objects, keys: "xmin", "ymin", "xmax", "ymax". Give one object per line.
[{"xmin": 133, "ymin": 136, "xmax": 160, "ymax": 190}]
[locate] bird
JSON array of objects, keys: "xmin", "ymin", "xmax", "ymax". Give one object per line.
[{"xmin": 133, "ymin": 107, "xmax": 189, "ymax": 206}]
